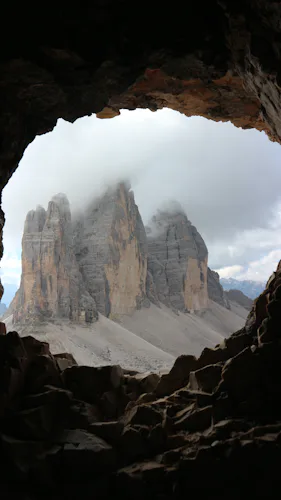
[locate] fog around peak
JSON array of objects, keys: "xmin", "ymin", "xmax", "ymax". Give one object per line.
[{"xmin": 1, "ymin": 108, "xmax": 281, "ymax": 290}]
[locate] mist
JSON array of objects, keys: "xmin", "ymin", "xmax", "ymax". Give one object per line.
[{"xmin": 2, "ymin": 108, "xmax": 281, "ymax": 285}]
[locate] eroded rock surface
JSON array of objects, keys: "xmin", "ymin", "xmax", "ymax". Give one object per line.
[
  {"xmin": 12, "ymin": 194, "xmax": 97, "ymax": 325},
  {"xmin": 1, "ymin": 261, "xmax": 281, "ymax": 498},
  {"xmin": 74, "ymin": 183, "xmax": 148, "ymax": 319},
  {"xmin": 225, "ymin": 289, "xmax": 253, "ymax": 310},
  {"xmin": 146, "ymin": 208, "xmax": 208, "ymax": 312},
  {"xmin": 207, "ymin": 268, "xmax": 230, "ymax": 309}
]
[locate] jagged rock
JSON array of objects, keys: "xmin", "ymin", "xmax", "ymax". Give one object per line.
[
  {"xmin": 88, "ymin": 421, "xmax": 124, "ymax": 444},
  {"xmin": 5, "ymin": 389, "xmax": 71, "ymax": 440},
  {"xmin": 225, "ymin": 289, "xmax": 253, "ymax": 310},
  {"xmin": 65, "ymin": 398, "xmax": 101, "ymax": 430},
  {"xmin": 196, "ymin": 331, "xmax": 252, "ymax": 368},
  {"xmin": 174, "ymin": 405, "xmax": 213, "ymax": 432},
  {"xmin": 123, "ymin": 404, "xmax": 163, "ymax": 428},
  {"xmin": 62, "ymin": 365, "xmax": 124, "ymax": 404},
  {"xmin": 125, "ymin": 372, "xmax": 160, "ymax": 399},
  {"xmin": 146, "ymin": 208, "xmax": 209, "ymax": 312},
  {"xmin": 12, "ymin": 194, "xmax": 97, "ymax": 325},
  {"xmin": 22, "ymin": 335, "xmax": 51, "ymax": 358},
  {"xmin": 155, "ymin": 354, "xmax": 197, "ymax": 397},
  {"xmin": 24, "ymin": 354, "xmax": 62, "ymax": 394},
  {"xmin": 207, "ymin": 269, "xmax": 230, "ymax": 309},
  {"xmin": 120, "ymin": 426, "xmax": 147, "ymax": 460},
  {"xmin": 0, "ymin": 321, "xmax": 6, "ymax": 334},
  {"xmin": 189, "ymin": 363, "xmax": 222, "ymax": 394},
  {"xmin": 51, "ymin": 429, "xmax": 117, "ymax": 481},
  {"xmin": 54, "ymin": 352, "xmax": 78, "ymax": 371},
  {"xmin": 74, "ymin": 183, "xmax": 147, "ymax": 318},
  {"xmin": 2, "ymin": 263, "xmax": 281, "ymax": 498}
]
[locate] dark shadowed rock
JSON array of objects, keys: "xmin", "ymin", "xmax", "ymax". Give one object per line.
[
  {"xmin": 189, "ymin": 363, "xmax": 223, "ymax": 394},
  {"xmin": 123, "ymin": 404, "xmax": 163, "ymax": 428},
  {"xmin": 207, "ymin": 269, "xmax": 230, "ymax": 309},
  {"xmin": 62, "ymin": 365, "xmax": 123, "ymax": 404},
  {"xmin": 54, "ymin": 352, "xmax": 78, "ymax": 371},
  {"xmin": 225, "ymin": 289, "xmax": 253, "ymax": 310},
  {"xmin": 155, "ymin": 355, "xmax": 197, "ymax": 397}
]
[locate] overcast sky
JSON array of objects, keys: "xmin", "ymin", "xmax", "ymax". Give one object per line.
[{"xmin": 1, "ymin": 108, "xmax": 281, "ymax": 293}]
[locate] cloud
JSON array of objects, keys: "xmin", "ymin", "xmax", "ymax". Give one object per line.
[
  {"xmin": 2, "ymin": 108, "xmax": 281, "ymax": 286},
  {"xmin": 214, "ymin": 265, "xmax": 244, "ymax": 279},
  {"xmin": 0, "ymin": 252, "xmax": 21, "ymax": 286},
  {"xmin": 215, "ymin": 249, "xmax": 280, "ymax": 282}
]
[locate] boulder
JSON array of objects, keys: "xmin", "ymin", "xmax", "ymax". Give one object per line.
[
  {"xmin": 51, "ymin": 429, "xmax": 117, "ymax": 481},
  {"xmin": 88, "ymin": 421, "xmax": 124, "ymax": 443},
  {"xmin": 54, "ymin": 352, "xmax": 78, "ymax": 371},
  {"xmin": 155, "ymin": 355, "xmax": 197, "ymax": 397},
  {"xmin": 24, "ymin": 355, "xmax": 62, "ymax": 394},
  {"xmin": 189, "ymin": 363, "xmax": 222, "ymax": 394},
  {"xmin": 62, "ymin": 365, "xmax": 123, "ymax": 403},
  {"xmin": 119, "ymin": 426, "xmax": 147, "ymax": 460},
  {"xmin": 174, "ymin": 405, "xmax": 213, "ymax": 432},
  {"xmin": 0, "ymin": 321, "xmax": 6, "ymax": 335},
  {"xmin": 123, "ymin": 404, "xmax": 163, "ymax": 428},
  {"xmin": 125, "ymin": 372, "xmax": 160, "ymax": 398},
  {"xmin": 22, "ymin": 336, "xmax": 51, "ymax": 358}
]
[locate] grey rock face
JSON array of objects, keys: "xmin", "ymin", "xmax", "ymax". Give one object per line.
[
  {"xmin": 225, "ymin": 289, "xmax": 253, "ymax": 310},
  {"xmin": 74, "ymin": 183, "xmax": 148, "ymax": 318},
  {"xmin": 207, "ymin": 269, "xmax": 230, "ymax": 309},
  {"xmin": 13, "ymin": 193, "xmax": 97, "ymax": 325},
  {"xmin": 146, "ymin": 209, "xmax": 209, "ymax": 312}
]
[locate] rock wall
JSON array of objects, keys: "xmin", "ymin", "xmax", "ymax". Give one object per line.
[
  {"xmin": 12, "ymin": 194, "xmax": 97, "ymax": 325},
  {"xmin": 74, "ymin": 183, "xmax": 148, "ymax": 319},
  {"xmin": 146, "ymin": 208, "xmax": 209, "ymax": 312},
  {"xmin": 225, "ymin": 289, "xmax": 253, "ymax": 311},
  {"xmin": 3, "ymin": 261, "xmax": 281, "ymax": 498},
  {"xmin": 207, "ymin": 268, "xmax": 230, "ymax": 309}
]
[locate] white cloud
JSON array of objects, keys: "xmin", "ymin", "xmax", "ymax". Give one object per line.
[
  {"xmin": 214, "ymin": 265, "xmax": 244, "ymax": 278},
  {"xmin": 2, "ymin": 109, "xmax": 281, "ymax": 287},
  {"xmin": 215, "ymin": 249, "xmax": 281, "ymax": 282},
  {"xmin": 0, "ymin": 252, "xmax": 21, "ymax": 287}
]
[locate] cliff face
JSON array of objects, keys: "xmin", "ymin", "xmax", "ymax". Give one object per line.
[
  {"xmin": 74, "ymin": 183, "xmax": 148, "ymax": 319},
  {"xmin": 146, "ymin": 208, "xmax": 209, "ymax": 312},
  {"xmin": 13, "ymin": 194, "xmax": 97, "ymax": 325},
  {"xmin": 12, "ymin": 185, "xmax": 230, "ymax": 326},
  {"xmin": 207, "ymin": 268, "xmax": 230, "ymax": 309},
  {"xmin": 225, "ymin": 289, "xmax": 253, "ymax": 310}
]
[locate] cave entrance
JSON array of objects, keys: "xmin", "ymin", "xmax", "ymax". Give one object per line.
[{"xmin": 0, "ymin": 109, "xmax": 280, "ymax": 370}]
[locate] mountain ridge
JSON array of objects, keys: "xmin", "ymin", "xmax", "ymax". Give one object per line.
[
  {"xmin": 221, "ymin": 277, "xmax": 266, "ymax": 299},
  {"xmin": 10, "ymin": 183, "xmax": 229, "ymax": 327}
]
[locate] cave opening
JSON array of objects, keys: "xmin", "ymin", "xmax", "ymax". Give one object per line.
[{"xmin": 0, "ymin": 108, "xmax": 280, "ymax": 370}]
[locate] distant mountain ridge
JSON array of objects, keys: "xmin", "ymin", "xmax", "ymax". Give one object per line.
[
  {"xmin": 220, "ymin": 277, "xmax": 266, "ymax": 300},
  {"xmin": 10, "ymin": 183, "xmax": 229, "ymax": 327},
  {"xmin": 225, "ymin": 289, "xmax": 253, "ymax": 310}
]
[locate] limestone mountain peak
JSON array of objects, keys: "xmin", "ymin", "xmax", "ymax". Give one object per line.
[{"xmin": 11, "ymin": 182, "xmax": 228, "ymax": 327}]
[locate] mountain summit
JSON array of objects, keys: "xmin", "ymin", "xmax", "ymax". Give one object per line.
[{"xmin": 10, "ymin": 183, "xmax": 230, "ymax": 327}]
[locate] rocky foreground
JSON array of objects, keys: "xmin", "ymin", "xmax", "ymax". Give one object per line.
[{"xmin": 0, "ymin": 264, "xmax": 281, "ymax": 498}]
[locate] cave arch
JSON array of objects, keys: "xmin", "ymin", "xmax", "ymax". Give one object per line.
[{"xmin": 1, "ymin": 1, "xmax": 281, "ymax": 296}]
